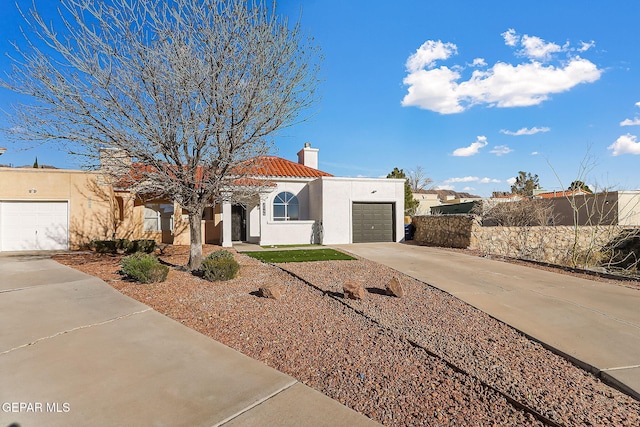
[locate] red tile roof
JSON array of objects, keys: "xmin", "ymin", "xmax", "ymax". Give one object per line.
[
  {"xmin": 535, "ymin": 190, "xmax": 587, "ymax": 199},
  {"xmin": 241, "ymin": 156, "xmax": 333, "ymax": 178},
  {"xmin": 113, "ymin": 156, "xmax": 331, "ymax": 191}
]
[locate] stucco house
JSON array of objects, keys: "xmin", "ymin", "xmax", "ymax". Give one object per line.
[{"xmin": 0, "ymin": 144, "xmax": 405, "ymax": 251}]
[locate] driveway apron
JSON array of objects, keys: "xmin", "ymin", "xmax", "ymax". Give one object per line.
[{"xmin": 0, "ymin": 254, "xmax": 380, "ymax": 427}]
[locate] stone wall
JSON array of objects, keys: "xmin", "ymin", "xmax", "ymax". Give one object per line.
[
  {"xmin": 412, "ymin": 214, "xmax": 635, "ymax": 266},
  {"xmin": 411, "ymin": 215, "xmax": 475, "ymax": 249},
  {"xmin": 470, "ymin": 224, "xmax": 626, "ymax": 266}
]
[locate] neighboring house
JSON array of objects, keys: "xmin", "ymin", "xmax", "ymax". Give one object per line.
[
  {"xmin": 542, "ymin": 191, "xmax": 640, "ymax": 226},
  {"xmin": 0, "ymin": 144, "xmax": 406, "ymax": 251},
  {"xmin": 0, "ymin": 167, "xmax": 116, "ymax": 251},
  {"xmin": 412, "ymin": 189, "xmax": 482, "ymax": 216},
  {"xmin": 412, "ymin": 191, "xmax": 440, "ymax": 215}
]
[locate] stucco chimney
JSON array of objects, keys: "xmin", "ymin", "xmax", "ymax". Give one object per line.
[{"xmin": 297, "ymin": 142, "xmax": 318, "ymax": 169}]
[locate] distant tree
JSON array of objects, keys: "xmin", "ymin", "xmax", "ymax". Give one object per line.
[
  {"xmin": 511, "ymin": 171, "xmax": 540, "ymax": 197},
  {"xmin": 387, "ymin": 167, "xmax": 419, "ymax": 215},
  {"xmin": 568, "ymin": 180, "xmax": 593, "ymax": 193},
  {"xmin": 1, "ymin": 0, "xmax": 321, "ymax": 270},
  {"xmin": 407, "ymin": 166, "xmax": 433, "ymax": 192},
  {"xmin": 32, "ymin": 157, "xmax": 38, "ymax": 168}
]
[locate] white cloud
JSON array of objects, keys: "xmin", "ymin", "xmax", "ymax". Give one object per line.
[
  {"xmin": 452, "ymin": 136, "xmax": 487, "ymax": 156},
  {"xmin": 507, "ymin": 177, "xmax": 517, "ymax": 185},
  {"xmin": 462, "ymin": 186, "xmax": 476, "ymax": 191},
  {"xmin": 435, "ymin": 185, "xmax": 455, "ymax": 191},
  {"xmin": 445, "ymin": 176, "xmax": 479, "ymax": 183},
  {"xmin": 608, "ymin": 133, "xmax": 640, "ymax": 156},
  {"xmin": 531, "ymin": 151, "xmax": 539, "ymax": 155},
  {"xmin": 478, "ymin": 177, "xmax": 501, "ymax": 183},
  {"xmin": 472, "ymin": 58, "xmax": 487, "ymax": 67},
  {"xmin": 620, "ymin": 118, "xmax": 640, "ymax": 126},
  {"xmin": 500, "ymin": 126, "xmax": 550, "ymax": 135},
  {"xmin": 445, "ymin": 176, "xmax": 501, "ymax": 184},
  {"xmin": 490, "ymin": 145, "xmax": 513, "ymax": 156},
  {"xmin": 502, "ymin": 29, "xmax": 519, "ymax": 47},
  {"xmin": 402, "ymin": 31, "xmax": 602, "ymax": 114},
  {"xmin": 578, "ymin": 41, "xmax": 595, "ymax": 52},
  {"xmin": 520, "ymin": 34, "xmax": 562, "ymax": 60},
  {"xmin": 406, "ymin": 40, "xmax": 457, "ymax": 73},
  {"xmin": 635, "ymin": 101, "xmax": 640, "ymax": 107}
]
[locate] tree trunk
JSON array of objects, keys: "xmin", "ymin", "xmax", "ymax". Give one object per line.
[{"xmin": 187, "ymin": 210, "xmax": 204, "ymax": 271}]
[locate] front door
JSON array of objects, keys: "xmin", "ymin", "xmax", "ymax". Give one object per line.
[{"xmin": 231, "ymin": 205, "xmax": 246, "ymax": 241}]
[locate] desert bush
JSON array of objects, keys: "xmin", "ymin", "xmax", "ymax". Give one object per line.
[
  {"xmin": 130, "ymin": 239, "xmax": 156, "ymax": 254},
  {"xmin": 600, "ymin": 229, "xmax": 640, "ymax": 272},
  {"xmin": 200, "ymin": 251, "xmax": 239, "ymax": 281},
  {"xmin": 120, "ymin": 253, "xmax": 169, "ymax": 284},
  {"xmin": 115, "ymin": 238, "xmax": 133, "ymax": 252},
  {"xmin": 205, "ymin": 249, "xmax": 236, "ymax": 261},
  {"xmin": 94, "ymin": 240, "xmax": 117, "ymax": 254}
]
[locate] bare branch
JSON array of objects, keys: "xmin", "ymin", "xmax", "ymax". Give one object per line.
[{"xmin": 1, "ymin": 0, "xmax": 322, "ymax": 269}]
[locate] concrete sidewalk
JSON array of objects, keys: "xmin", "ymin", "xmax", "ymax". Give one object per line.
[
  {"xmin": 335, "ymin": 242, "xmax": 640, "ymax": 400},
  {"xmin": 0, "ymin": 254, "xmax": 379, "ymax": 427}
]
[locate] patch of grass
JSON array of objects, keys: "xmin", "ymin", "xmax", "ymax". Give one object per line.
[
  {"xmin": 244, "ymin": 248, "xmax": 356, "ymax": 263},
  {"xmin": 261, "ymin": 244, "xmax": 320, "ymax": 248}
]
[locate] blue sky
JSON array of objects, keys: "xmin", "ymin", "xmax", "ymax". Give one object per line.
[{"xmin": 1, "ymin": 1, "xmax": 640, "ymax": 196}]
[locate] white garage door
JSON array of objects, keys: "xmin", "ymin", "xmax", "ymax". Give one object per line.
[{"xmin": 0, "ymin": 201, "xmax": 69, "ymax": 251}]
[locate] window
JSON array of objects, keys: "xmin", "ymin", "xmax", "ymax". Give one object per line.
[
  {"xmin": 144, "ymin": 203, "xmax": 174, "ymax": 231},
  {"xmin": 273, "ymin": 192, "xmax": 299, "ymax": 221}
]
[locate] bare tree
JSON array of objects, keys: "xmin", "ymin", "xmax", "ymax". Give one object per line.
[
  {"xmin": 407, "ymin": 166, "xmax": 433, "ymax": 192},
  {"xmin": 1, "ymin": 0, "xmax": 321, "ymax": 269},
  {"xmin": 550, "ymin": 153, "xmax": 640, "ymax": 272}
]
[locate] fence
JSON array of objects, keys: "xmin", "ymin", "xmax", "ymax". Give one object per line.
[{"xmin": 412, "ymin": 215, "xmax": 633, "ymax": 266}]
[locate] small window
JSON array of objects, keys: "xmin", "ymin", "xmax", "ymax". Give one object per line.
[
  {"xmin": 273, "ymin": 192, "xmax": 299, "ymax": 221},
  {"xmin": 144, "ymin": 203, "xmax": 174, "ymax": 231}
]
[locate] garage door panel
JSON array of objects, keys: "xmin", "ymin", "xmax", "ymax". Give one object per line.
[
  {"xmin": 352, "ymin": 202, "xmax": 394, "ymax": 243},
  {"xmin": 1, "ymin": 202, "xmax": 69, "ymax": 251}
]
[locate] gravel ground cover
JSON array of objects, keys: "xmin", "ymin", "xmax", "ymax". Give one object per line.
[{"xmin": 54, "ymin": 246, "xmax": 640, "ymax": 426}]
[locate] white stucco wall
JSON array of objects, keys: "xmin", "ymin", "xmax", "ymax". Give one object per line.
[
  {"xmin": 258, "ymin": 179, "xmax": 316, "ymax": 246},
  {"xmin": 250, "ymin": 176, "xmax": 405, "ymax": 246},
  {"xmin": 316, "ymin": 177, "xmax": 405, "ymax": 245}
]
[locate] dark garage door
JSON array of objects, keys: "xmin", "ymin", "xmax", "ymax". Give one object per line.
[{"xmin": 352, "ymin": 203, "xmax": 394, "ymax": 243}]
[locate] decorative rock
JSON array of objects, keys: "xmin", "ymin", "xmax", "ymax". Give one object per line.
[
  {"xmin": 386, "ymin": 276, "xmax": 405, "ymax": 298},
  {"xmin": 343, "ymin": 280, "xmax": 365, "ymax": 300},
  {"xmin": 259, "ymin": 284, "xmax": 284, "ymax": 300}
]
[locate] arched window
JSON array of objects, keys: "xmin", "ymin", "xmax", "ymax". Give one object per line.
[{"xmin": 273, "ymin": 192, "xmax": 299, "ymax": 221}]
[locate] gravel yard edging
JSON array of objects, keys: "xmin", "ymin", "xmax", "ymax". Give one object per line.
[{"xmin": 276, "ymin": 264, "xmax": 564, "ymax": 427}]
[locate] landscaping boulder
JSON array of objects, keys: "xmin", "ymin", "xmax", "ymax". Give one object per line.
[
  {"xmin": 259, "ymin": 284, "xmax": 284, "ymax": 300},
  {"xmin": 386, "ymin": 277, "xmax": 405, "ymax": 298},
  {"xmin": 343, "ymin": 280, "xmax": 365, "ymax": 300}
]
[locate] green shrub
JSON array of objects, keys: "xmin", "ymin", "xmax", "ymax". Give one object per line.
[
  {"xmin": 130, "ymin": 239, "xmax": 156, "ymax": 254},
  {"xmin": 205, "ymin": 249, "xmax": 236, "ymax": 261},
  {"xmin": 200, "ymin": 256, "xmax": 240, "ymax": 282},
  {"xmin": 94, "ymin": 240, "xmax": 117, "ymax": 254},
  {"xmin": 120, "ymin": 253, "xmax": 169, "ymax": 284},
  {"xmin": 115, "ymin": 238, "xmax": 133, "ymax": 252}
]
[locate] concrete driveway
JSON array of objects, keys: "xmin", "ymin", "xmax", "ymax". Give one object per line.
[
  {"xmin": 0, "ymin": 254, "xmax": 379, "ymax": 427},
  {"xmin": 334, "ymin": 242, "xmax": 640, "ymax": 400}
]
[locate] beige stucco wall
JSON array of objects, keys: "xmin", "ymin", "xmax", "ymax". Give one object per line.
[{"xmin": 0, "ymin": 167, "xmax": 123, "ymax": 249}]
